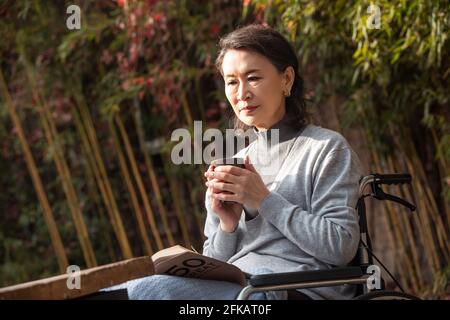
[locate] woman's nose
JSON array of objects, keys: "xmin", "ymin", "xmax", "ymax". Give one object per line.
[{"xmin": 237, "ymin": 83, "xmax": 251, "ymax": 101}]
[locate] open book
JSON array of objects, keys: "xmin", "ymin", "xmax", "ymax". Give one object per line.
[{"xmin": 151, "ymin": 245, "xmax": 247, "ymax": 286}]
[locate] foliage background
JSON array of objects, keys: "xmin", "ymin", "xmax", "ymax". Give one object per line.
[{"xmin": 0, "ymin": 0, "xmax": 448, "ymax": 298}]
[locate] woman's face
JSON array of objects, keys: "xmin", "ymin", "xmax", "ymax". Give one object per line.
[{"xmin": 221, "ymin": 49, "xmax": 294, "ymax": 131}]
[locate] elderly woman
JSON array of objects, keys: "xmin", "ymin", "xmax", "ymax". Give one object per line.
[
  {"xmin": 203, "ymin": 23, "xmax": 362, "ymax": 300},
  {"xmin": 107, "ymin": 23, "xmax": 362, "ymax": 300}
]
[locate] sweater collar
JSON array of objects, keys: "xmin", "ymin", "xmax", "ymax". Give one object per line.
[{"xmin": 252, "ymin": 113, "xmax": 299, "ymax": 144}]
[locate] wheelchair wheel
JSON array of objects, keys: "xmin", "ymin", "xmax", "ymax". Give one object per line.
[{"xmin": 354, "ymin": 290, "xmax": 420, "ymax": 300}]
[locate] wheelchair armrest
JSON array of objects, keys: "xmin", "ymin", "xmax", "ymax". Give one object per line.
[{"xmin": 249, "ymin": 266, "xmax": 363, "ymax": 287}]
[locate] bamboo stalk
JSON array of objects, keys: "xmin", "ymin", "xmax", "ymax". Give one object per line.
[
  {"xmin": 174, "ymin": 89, "xmax": 212, "ymax": 246},
  {"xmin": 406, "ymin": 164, "xmax": 442, "ymax": 273},
  {"xmin": 186, "ymin": 180, "xmax": 206, "ymax": 243},
  {"xmin": 430, "ymin": 127, "xmax": 449, "ymax": 172},
  {"xmin": 399, "ymin": 162, "xmax": 434, "ymax": 290},
  {"xmin": 430, "ymin": 127, "xmax": 450, "ymax": 233},
  {"xmin": 80, "ymin": 146, "xmax": 117, "ymax": 262},
  {"xmin": 387, "ymin": 156, "xmax": 425, "ymax": 290},
  {"xmin": 186, "ymin": 102, "xmax": 209, "ymax": 238},
  {"xmin": 109, "ymin": 121, "xmax": 153, "ymax": 255},
  {"xmin": 76, "ymin": 97, "xmax": 133, "ymax": 259},
  {"xmin": 421, "ymin": 181, "xmax": 450, "ymax": 262},
  {"xmin": 71, "ymin": 104, "xmax": 121, "ymax": 250},
  {"xmin": 180, "ymin": 93, "xmax": 193, "ymax": 129},
  {"xmin": 417, "ymin": 176, "xmax": 448, "ymax": 267},
  {"xmin": 392, "ymin": 126, "xmax": 447, "ymax": 271},
  {"xmin": 40, "ymin": 99, "xmax": 97, "ymax": 267},
  {"xmin": 409, "ymin": 200, "xmax": 435, "ymax": 291},
  {"xmin": 0, "ymin": 71, "xmax": 68, "ymax": 273},
  {"xmin": 402, "ymin": 177, "xmax": 435, "ymax": 282},
  {"xmin": 382, "ymin": 202, "xmax": 411, "ymax": 290},
  {"xmin": 181, "ymin": 92, "xmax": 209, "ymax": 242},
  {"xmin": 404, "ymin": 156, "xmax": 441, "ymax": 273},
  {"xmin": 161, "ymin": 152, "xmax": 191, "ymax": 248},
  {"xmin": 395, "ymin": 153, "xmax": 436, "ymax": 283},
  {"xmin": 362, "ymin": 129, "xmax": 399, "ymax": 286},
  {"xmin": 401, "ymin": 134, "xmax": 450, "ymax": 265},
  {"xmin": 36, "ymin": 104, "xmax": 97, "ymax": 268},
  {"xmin": 22, "ymin": 65, "xmax": 97, "ymax": 268},
  {"xmin": 132, "ymin": 107, "xmax": 175, "ymax": 246},
  {"xmin": 418, "ymin": 172, "xmax": 450, "ymax": 262},
  {"xmin": 417, "ymin": 182, "xmax": 450, "ymax": 265},
  {"xmin": 115, "ymin": 114, "xmax": 164, "ymax": 250},
  {"xmin": 401, "ymin": 127, "xmax": 450, "ymax": 260},
  {"xmin": 194, "ymin": 73, "xmax": 206, "ymax": 123},
  {"xmin": 375, "ymin": 192, "xmax": 410, "ymax": 291},
  {"xmin": 371, "ymin": 148, "xmax": 415, "ymax": 291}
]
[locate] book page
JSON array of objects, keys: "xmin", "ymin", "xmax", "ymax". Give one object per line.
[{"xmin": 151, "ymin": 245, "xmax": 246, "ymax": 286}]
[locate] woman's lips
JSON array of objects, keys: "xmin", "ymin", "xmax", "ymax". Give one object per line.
[{"xmin": 240, "ymin": 106, "xmax": 259, "ymax": 113}]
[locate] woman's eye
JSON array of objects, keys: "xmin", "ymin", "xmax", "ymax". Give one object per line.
[{"xmin": 226, "ymin": 77, "xmax": 259, "ymax": 86}]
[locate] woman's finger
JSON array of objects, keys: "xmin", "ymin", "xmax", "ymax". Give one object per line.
[
  {"xmin": 244, "ymin": 155, "xmax": 258, "ymax": 173},
  {"xmin": 205, "ymin": 177, "xmax": 224, "ymax": 187},
  {"xmin": 206, "ymin": 180, "xmax": 235, "ymax": 193},
  {"xmin": 206, "ymin": 171, "xmax": 239, "ymax": 184},
  {"xmin": 206, "ymin": 178, "xmax": 234, "ymax": 195},
  {"xmin": 212, "ymin": 192, "xmax": 236, "ymax": 202},
  {"xmin": 214, "ymin": 165, "xmax": 245, "ymax": 176},
  {"xmin": 204, "ymin": 164, "xmax": 216, "ymax": 181}
]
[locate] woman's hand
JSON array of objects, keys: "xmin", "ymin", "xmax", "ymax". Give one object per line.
[
  {"xmin": 205, "ymin": 155, "xmax": 270, "ymax": 211},
  {"xmin": 204, "ymin": 163, "xmax": 243, "ymax": 233}
]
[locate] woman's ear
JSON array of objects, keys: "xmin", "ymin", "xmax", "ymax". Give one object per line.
[{"xmin": 283, "ymin": 66, "xmax": 295, "ymax": 93}]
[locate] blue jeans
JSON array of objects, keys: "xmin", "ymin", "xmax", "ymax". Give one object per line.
[{"xmin": 103, "ymin": 274, "xmax": 287, "ymax": 300}]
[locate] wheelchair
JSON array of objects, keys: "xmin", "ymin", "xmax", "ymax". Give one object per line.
[
  {"xmin": 71, "ymin": 173, "xmax": 419, "ymax": 300},
  {"xmin": 236, "ymin": 173, "xmax": 420, "ymax": 300}
]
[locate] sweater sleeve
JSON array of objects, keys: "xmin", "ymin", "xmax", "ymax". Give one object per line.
[
  {"xmin": 201, "ymin": 187, "xmax": 240, "ymax": 261},
  {"xmin": 258, "ymin": 148, "xmax": 361, "ymax": 266}
]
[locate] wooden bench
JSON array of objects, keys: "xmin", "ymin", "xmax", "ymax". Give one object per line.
[{"xmin": 0, "ymin": 257, "xmax": 154, "ymax": 300}]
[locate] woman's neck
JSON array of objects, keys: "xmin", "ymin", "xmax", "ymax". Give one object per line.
[{"xmin": 254, "ymin": 107, "xmax": 286, "ymax": 132}]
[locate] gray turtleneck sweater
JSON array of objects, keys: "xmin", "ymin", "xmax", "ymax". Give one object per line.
[{"xmin": 202, "ymin": 116, "xmax": 362, "ymax": 300}]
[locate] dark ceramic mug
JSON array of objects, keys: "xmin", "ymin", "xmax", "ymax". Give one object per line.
[{"xmin": 211, "ymin": 157, "xmax": 245, "ymax": 205}]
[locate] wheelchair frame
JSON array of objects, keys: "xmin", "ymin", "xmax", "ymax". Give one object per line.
[{"xmin": 236, "ymin": 173, "xmax": 417, "ymax": 300}]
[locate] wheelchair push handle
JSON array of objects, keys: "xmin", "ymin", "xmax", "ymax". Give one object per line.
[
  {"xmin": 370, "ymin": 173, "xmax": 416, "ymax": 212},
  {"xmin": 376, "ymin": 192, "xmax": 417, "ymax": 211},
  {"xmin": 372, "ymin": 173, "xmax": 412, "ymax": 185}
]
